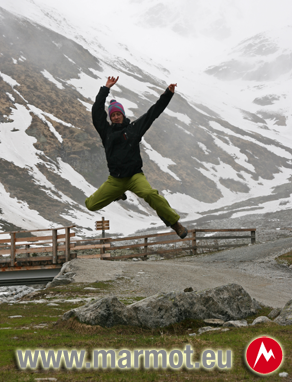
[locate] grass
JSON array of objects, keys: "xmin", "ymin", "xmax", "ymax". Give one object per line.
[
  {"xmin": 24, "ymin": 281, "xmax": 114, "ymax": 301},
  {"xmin": 276, "ymin": 250, "xmax": 292, "ymax": 267},
  {"xmin": 0, "ymin": 287, "xmax": 292, "ymax": 382}
]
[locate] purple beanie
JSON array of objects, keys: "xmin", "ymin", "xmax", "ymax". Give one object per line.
[{"xmin": 108, "ymin": 99, "xmax": 125, "ymax": 118}]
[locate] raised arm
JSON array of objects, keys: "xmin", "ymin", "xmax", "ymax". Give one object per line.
[
  {"xmin": 92, "ymin": 76, "xmax": 119, "ymax": 140},
  {"xmin": 134, "ymin": 84, "xmax": 177, "ymax": 138}
]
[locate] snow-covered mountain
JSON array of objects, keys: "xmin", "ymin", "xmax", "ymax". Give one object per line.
[{"xmin": 0, "ymin": 1, "xmax": 291, "ymax": 237}]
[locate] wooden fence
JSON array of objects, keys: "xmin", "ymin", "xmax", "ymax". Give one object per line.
[
  {"xmin": 192, "ymin": 228, "xmax": 256, "ymax": 253},
  {"xmin": 0, "ymin": 224, "xmax": 256, "ymax": 269},
  {"xmin": 0, "ymin": 226, "xmax": 110, "ymax": 271},
  {"xmin": 99, "ymin": 227, "xmax": 256, "ymax": 261}
]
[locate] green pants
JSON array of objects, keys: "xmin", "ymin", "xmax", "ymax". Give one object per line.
[{"xmin": 85, "ymin": 172, "xmax": 180, "ymax": 226}]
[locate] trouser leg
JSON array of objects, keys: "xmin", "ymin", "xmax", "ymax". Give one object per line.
[
  {"xmin": 127, "ymin": 173, "xmax": 180, "ymax": 226},
  {"xmin": 85, "ymin": 176, "xmax": 127, "ymax": 211}
]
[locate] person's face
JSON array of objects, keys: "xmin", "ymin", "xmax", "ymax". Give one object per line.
[{"xmin": 110, "ymin": 111, "xmax": 124, "ymax": 124}]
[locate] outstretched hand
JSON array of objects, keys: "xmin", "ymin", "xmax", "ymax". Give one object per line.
[
  {"xmin": 106, "ymin": 76, "xmax": 119, "ymax": 88},
  {"xmin": 168, "ymin": 83, "xmax": 177, "ymax": 93}
]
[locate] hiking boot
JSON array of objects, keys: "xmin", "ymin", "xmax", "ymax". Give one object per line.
[
  {"xmin": 171, "ymin": 221, "xmax": 188, "ymax": 239},
  {"xmin": 114, "ymin": 193, "xmax": 127, "ymax": 202}
]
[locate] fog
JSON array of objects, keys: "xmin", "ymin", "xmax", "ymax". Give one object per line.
[{"xmin": 1, "ymin": 0, "xmax": 292, "ymax": 71}]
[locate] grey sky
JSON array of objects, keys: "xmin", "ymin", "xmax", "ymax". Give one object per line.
[{"xmin": 1, "ymin": 0, "xmax": 291, "ymax": 69}]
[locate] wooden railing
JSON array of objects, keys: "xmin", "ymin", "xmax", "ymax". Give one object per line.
[
  {"xmin": 0, "ymin": 225, "xmax": 110, "ymax": 270},
  {"xmin": 0, "ymin": 223, "xmax": 256, "ymax": 269},
  {"xmin": 98, "ymin": 228, "xmax": 256, "ymax": 261},
  {"xmin": 192, "ymin": 228, "xmax": 256, "ymax": 254}
]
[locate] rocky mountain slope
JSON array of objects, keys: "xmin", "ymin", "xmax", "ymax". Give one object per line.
[{"xmin": 0, "ymin": 5, "xmax": 291, "ymax": 237}]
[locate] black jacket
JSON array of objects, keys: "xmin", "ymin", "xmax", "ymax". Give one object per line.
[{"xmin": 92, "ymin": 86, "xmax": 173, "ymax": 178}]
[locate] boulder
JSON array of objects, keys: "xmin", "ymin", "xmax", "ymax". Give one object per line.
[
  {"xmin": 46, "ymin": 273, "xmax": 75, "ymax": 288},
  {"xmin": 128, "ymin": 283, "xmax": 258, "ymax": 329},
  {"xmin": 63, "ymin": 283, "xmax": 260, "ymax": 329},
  {"xmin": 268, "ymin": 308, "xmax": 281, "ymax": 319},
  {"xmin": 223, "ymin": 320, "xmax": 248, "ymax": 328},
  {"xmin": 252, "ymin": 298, "xmax": 263, "ymax": 311},
  {"xmin": 274, "ymin": 299, "xmax": 292, "ymax": 326},
  {"xmin": 198, "ymin": 326, "xmax": 221, "ymax": 334},
  {"xmin": 251, "ymin": 316, "xmax": 272, "ymax": 325},
  {"xmin": 46, "ymin": 261, "xmax": 75, "ymax": 288},
  {"xmin": 204, "ymin": 319, "xmax": 224, "ymax": 326},
  {"xmin": 63, "ymin": 296, "xmax": 133, "ymax": 327}
]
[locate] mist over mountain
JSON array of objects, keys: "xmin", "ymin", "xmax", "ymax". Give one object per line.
[{"xmin": 0, "ymin": 1, "xmax": 291, "ymax": 237}]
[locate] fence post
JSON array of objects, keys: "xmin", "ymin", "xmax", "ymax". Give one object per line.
[
  {"xmin": 192, "ymin": 230, "xmax": 197, "ymax": 255},
  {"xmin": 65, "ymin": 227, "xmax": 70, "ymax": 262},
  {"xmin": 251, "ymin": 230, "xmax": 256, "ymax": 244},
  {"xmin": 10, "ymin": 232, "xmax": 16, "ymax": 267},
  {"xmin": 100, "ymin": 217, "xmax": 105, "ymax": 255},
  {"xmin": 143, "ymin": 237, "xmax": 148, "ymax": 260},
  {"xmin": 52, "ymin": 229, "xmax": 57, "ymax": 264}
]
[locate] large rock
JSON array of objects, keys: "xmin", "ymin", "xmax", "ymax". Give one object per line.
[
  {"xmin": 46, "ymin": 272, "xmax": 75, "ymax": 288},
  {"xmin": 268, "ymin": 308, "xmax": 281, "ymax": 319},
  {"xmin": 63, "ymin": 297, "xmax": 131, "ymax": 327},
  {"xmin": 274, "ymin": 299, "xmax": 292, "ymax": 326},
  {"xmin": 46, "ymin": 262, "xmax": 76, "ymax": 288},
  {"xmin": 62, "ymin": 283, "xmax": 260, "ymax": 329},
  {"xmin": 251, "ymin": 316, "xmax": 272, "ymax": 325},
  {"xmin": 223, "ymin": 320, "xmax": 248, "ymax": 328}
]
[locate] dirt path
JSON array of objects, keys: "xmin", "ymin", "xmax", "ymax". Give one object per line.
[{"xmin": 69, "ymin": 237, "xmax": 292, "ymax": 309}]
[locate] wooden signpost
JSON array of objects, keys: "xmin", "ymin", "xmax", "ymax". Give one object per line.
[{"xmin": 95, "ymin": 217, "xmax": 110, "ymax": 255}]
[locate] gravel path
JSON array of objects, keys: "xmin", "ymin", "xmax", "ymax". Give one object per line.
[{"xmin": 69, "ymin": 237, "xmax": 292, "ymax": 309}]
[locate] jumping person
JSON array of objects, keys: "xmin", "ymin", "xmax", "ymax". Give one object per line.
[{"xmin": 85, "ymin": 76, "xmax": 188, "ymax": 239}]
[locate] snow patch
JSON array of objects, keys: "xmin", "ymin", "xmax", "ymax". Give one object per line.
[
  {"xmin": 0, "ymin": 71, "xmax": 20, "ymax": 88},
  {"xmin": 41, "ymin": 69, "xmax": 64, "ymax": 89},
  {"xmin": 78, "ymin": 98, "xmax": 92, "ymax": 112},
  {"xmin": 209, "ymin": 121, "xmax": 292, "ymax": 160},
  {"xmin": 165, "ymin": 108, "xmax": 191, "ymax": 125},
  {"xmin": 198, "ymin": 142, "xmax": 211, "ymax": 154},
  {"xmin": 0, "ymin": 183, "xmax": 56, "ymax": 232},
  {"xmin": 0, "ymin": 104, "xmax": 61, "ymax": 195},
  {"xmin": 6, "ymin": 92, "xmax": 15, "ymax": 102},
  {"xmin": 141, "ymin": 138, "xmax": 181, "ymax": 181},
  {"xmin": 191, "ymin": 104, "xmax": 211, "ymax": 116},
  {"xmin": 175, "ymin": 124, "xmax": 193, "ymax": 136},
  {"xmin": 55, "ymin": 158, "xmax": 96, "ymax": 196},
  {"xmin": 64, "ymin": 54, "xmax": 76, "ymax": 64},
  {"xmin": 212, "ymin": 134, "xmax": 256, "ymax": 173},
  {"xmin": 67, "ymin": 71, "xmax": 100, "ymax": 101},
  {"xmin": 27, "ymin": 104, "xmax": 63, "ymax": 143}
]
